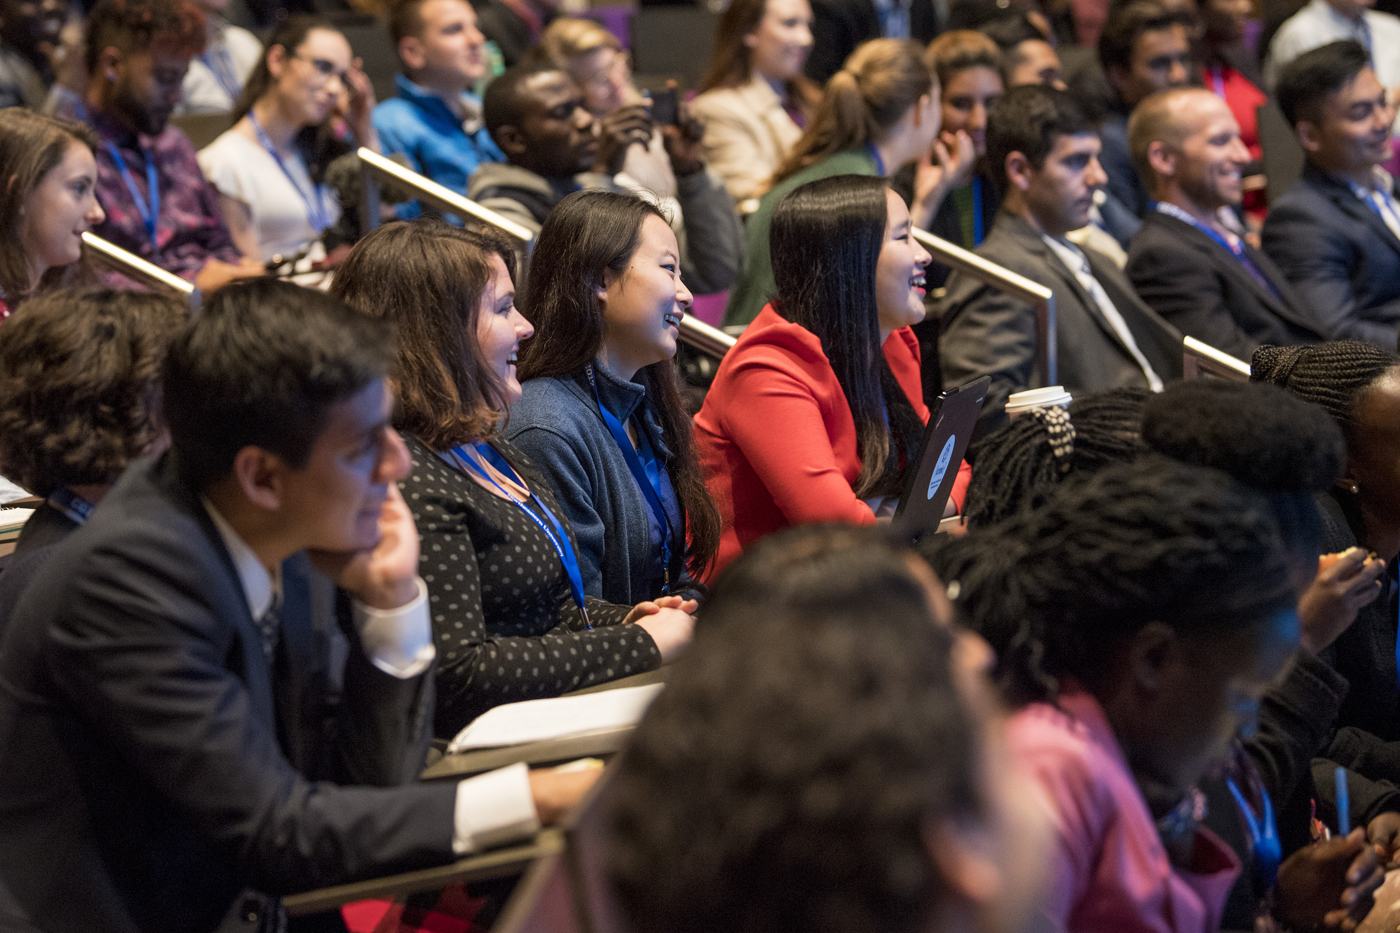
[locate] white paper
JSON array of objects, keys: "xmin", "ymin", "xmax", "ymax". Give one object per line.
[
  {"xmin": 447, "ymin": 683, "xmax": 664, "ymax": 753},
  {"xmin": 0, "ymin": 509, "xmax": 34, "ymax": 534}
]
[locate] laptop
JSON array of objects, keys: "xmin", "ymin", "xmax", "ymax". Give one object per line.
[{"xmin": 891, "ymin": 375, "xmax": 991, "ymax": 541}]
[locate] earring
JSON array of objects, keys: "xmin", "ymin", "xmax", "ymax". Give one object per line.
[{"xmin": 1350, "ymin": 483, "xmax": 1360, "ymax": 494}]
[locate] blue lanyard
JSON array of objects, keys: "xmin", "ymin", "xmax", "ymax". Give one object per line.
[
  {"xmin": 1150, "ymin": 201, "xmax": 1281, "ymax": 300},
  {"xmin": 453, "ymin": 441, "xmax": 590, "ymax": 627},
  {"xmin": 866, "ymin": 142, "xmax": 886, "ymax": 177},
  {"xmin": 201, "ymin": 45, "xmax": 242, "ymax": 101},
  {"xmin": 105, "ymin": 141, "xmax": 159, "ymax": 246},
  {"xmin": 587, "ymin": 363, "xmax": 674, "ymax": 593},
  {"xmin": 972, "ymin": 177, "xmax": 984, "ymax": 245},
  {"xmin": 1225, "ymin": 776, "xmax": 1281, "ymax": 890},
  {"xmin": 249, "ymin": 114, "xmax": 331, "ymax": 232},
  {"xmin": 48, "ymin": 487, "xmax": 95, "ymax": 525}
]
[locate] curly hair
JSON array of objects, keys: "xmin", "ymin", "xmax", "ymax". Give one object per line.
[
  {"xmin": 84, "ymin": 0, "xmax": 206, "ymax": 75},
  {"xmin": 609, "ymin": 524, "xmax": 979, "ymax": 933},
  {"xmin": 938, "ymin": 456, "xmax": 1296, "ymax": 706},
  {"xmin": 0, "ymin": 287, "xmax": 186, "ymax": 496},
  {"xmin": 961, "ymin": 387, "xmax": 1148, "ymax": 528}
]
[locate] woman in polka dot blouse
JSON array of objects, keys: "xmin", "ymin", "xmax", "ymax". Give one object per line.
[
  {"xmin": 331, "ymin": 220, "xmax": 696, "ymax": 734},
  {"xmin": 509, "ymin": 190, "xmax": 722, "ymax": 606}
]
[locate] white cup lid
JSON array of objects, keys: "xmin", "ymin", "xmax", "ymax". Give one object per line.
[{"xmin": 1005, "ymin": 386, "xmax": 1072, "ymax": 411}]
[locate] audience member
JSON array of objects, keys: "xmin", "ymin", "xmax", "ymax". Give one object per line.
[
  {"xmin": 725, "ymin": 38, "xmax": 968, "ymax": 327},
  {"xmin": 176, "ymin": 0, "xmax": 260, "ymax": 115},
  {"xmin": 509, "ymin": 191, "xmax": 720, "ymax": 605},
  {"xmin": 0, "ymin": 108, "xmax": 104, "ymax": 318},
  {"xmin": 1262, "ymin": 41, "xmax": 1400, "ymax": 345},
  {"xmin": 0, "ymin": 286, "xmax": 184, "ymax": 631},
  {"xmin": 60, "ymin": 0, "xmax": 263, "ymax": 292},
  {"xmin": 942, "ymin": 455, "xmax": 1384, "ymax": 933},
  {"xmin": 473, "ymin": 61, "xmax": 742, "ymax": 295},
  {"xmin": 0, "ymin": 0, "xmax": 62, "ymax": 109},
  {"xmin": 921, "ymin": 31, "xmax": 1002, "ymax": 255},
  {"xmin": 940, "ymin": 86, "xmax": 1181, "ymax": 437},
  {"xmin": 802, "ymin": 0, "xmax": 940, "ymax": 83},
  {"xmin": 698, "ymin": 175, "xmax": 970, "ymax": 575},
  {"xmin": 329, "ymin": 220, "xmax": 693, "ymax": 732},
  {"xmin": 0, "ymin": 278, "xmax": 598, "ymax": 932},
  {"xmin": 200, "ymin": 16, "xmax": 371, "ymax": 263},
  {"xmin": 691, "ymin": 0, "xmax": 819, "ymax": 203},
  {"xmin": 1198, "ymin": 0, "xmax": 1268, "ymax": 167},
  {"xmin": 1126, "ymin": 88, "xmax": 1323, "ymax": 358},
  {"xmin": 1097, "ymin": 0, "xmax": 1195, "ymax": 217},
  {"xmin": 609, "ymin": 523, "xmax": 1048, "ymax": 933},
  {"xmin": 469, "ymin": 0, "xmax": 556, "ymax": 67},
  {"xmin": 531, "ymin": 19, "xmax": 743, "ymax": 296},
  {"xmin": 374, "ymin": 0, "xmax": 502, "ymax": 218},
  {"xmin": 1265, "ymin": 0, "xmax": 1400, "ymax": 95},
  {"xmin": 981, "ymin": 11, "xmax": 1066, "ymax": 89}
]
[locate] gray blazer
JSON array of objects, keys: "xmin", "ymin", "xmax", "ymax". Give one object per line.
[{"xmin": 939, "ymin": 211, "xmax": 1183, "ymax": 436}]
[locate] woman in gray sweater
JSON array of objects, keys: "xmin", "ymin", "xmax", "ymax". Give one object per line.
[{"xmin": 509, "ymin": 190, "xmax": 721, "ymax": 606}]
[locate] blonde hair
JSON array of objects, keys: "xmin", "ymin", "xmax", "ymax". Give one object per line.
[
  {"xmin": 924, "ymin": 30, "xmax": 1001, "ymax": 89},
  {"xmin": 772, "ymin": 38, "xmax": 932, "ymax": 184},
  {"xmin": 535, "ymin": 16, "xmax": 621, "ymax": 65}
]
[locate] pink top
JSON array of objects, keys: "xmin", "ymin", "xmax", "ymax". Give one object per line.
[{"xmin": 1008, "ymin": 686, "xmax": 1241, "ymax": 933}]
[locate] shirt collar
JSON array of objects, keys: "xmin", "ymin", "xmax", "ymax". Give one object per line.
[
  {"xmin": 395, "ymin": 73, "xmax": 485, "ymax": 132},
  {"xmin": 202, "ymin": 497, "xmax": 279, "ymax": 620}
]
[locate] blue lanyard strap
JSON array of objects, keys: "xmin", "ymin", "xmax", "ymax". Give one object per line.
[
  {"xmin": 1150, "ymin": 201, "xmax": 1280, "ymax": 300},
  {"xmin": 248, "ymin": 114, "xmax": 331, "ymax": 232},
  {"xmin": 972, "ymin": 177, "xmax": 984, "ymax": 245},
  {"xmin": 454, "ymin": 442, "xmax": 590, "ymax": 627},
  {"xmin": 1225, "ymin": 776, "xmax": 1281, "ymax": 890},
  {"xmin": 586, "ymin": 363, "xmax": 674, "ymax": 593},
  {"xmin": 48, "ymin": 487, "xmax": 95, "ymax": 525},
  {"xmin": 201, "ymin": 45, "xmax": 242, "ymax": 100},
  {"xmin": 105, "ymin": 141, "xmax": 159, "ymax": 246}
]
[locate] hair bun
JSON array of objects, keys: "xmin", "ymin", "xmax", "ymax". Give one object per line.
[{"xmin": 1250, "ymin": 344, "xmax": 1310, "ymax": 388}]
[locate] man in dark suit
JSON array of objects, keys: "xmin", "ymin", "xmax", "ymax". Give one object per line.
[
  {"xmin": 940, "ymin": 85, "xmax": 1182, "ymax": 436},
  {"xmin": 0, "ymin": 280, "xmax": 593, "ymax": 933},
  {"xmin": 802, "ymin": 0, "xmax": 939, "ymax": 84},
  {"xmin": 1263, "ymin": 40, "xmax": 1400, "ymax": 346},
  {"xmin": 1126, "ymin": 87, "xmax": 1324, "ymax": 360}
]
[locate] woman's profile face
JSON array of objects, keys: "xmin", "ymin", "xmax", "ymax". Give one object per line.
[
  {"xmin": 21, "ymin": 139, "xmax": 104, "ymax": 284},
  {"xmin": 272, "ymin": 28, "xmax": 353, "ymax": 128},
  {"xmin": 597, "ymin": 215, "xmax": 692, "ymax": 378},
  {"xmin": 1343, "ymin": 369, "xmax": 1400, "ymax": 556},
  {"xmin": 744, "ymin": 0, "xmax": 813, "ymax": 85},
  {"xmin": 572, "ymin": 45, "xmax": 633, "ymax": 116},
  {"xmin": 474, "ymin": 253, "xmax": 534, "ymax": 404},
  {"xmin": 874, "ymin": 190, "xmax": 932, "ymax": 336}
]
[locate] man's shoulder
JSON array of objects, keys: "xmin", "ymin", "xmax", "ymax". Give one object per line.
[
  {"xmin": 1266, "ymin": 173, "xmax": 1349, "ymax": 226},
  {"xmin": 467, "ymin": 161, "xmax": 549, "ymax": 196}
]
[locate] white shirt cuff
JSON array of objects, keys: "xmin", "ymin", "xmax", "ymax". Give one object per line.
[
  {"xmin": 351, "ymin": 576, "xmax": 436, "ymax": 679},
  {"xmin": 452, "ymin": 762, "xmax": 541, "ymax": 855}
]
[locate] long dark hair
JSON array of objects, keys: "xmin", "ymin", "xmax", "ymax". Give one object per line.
[
  {"xmin": 0, "ymin": 108, "xmax": 98, "ymax": 305},
  {"xmin": 769, "ymin": 174, "xmax": 924, "ymax": 498},
  {"xmin": 699, "ymin": 0, "xmax": 818, "ymax": 113},
  {"xmin": 233, "ymin": 15, "xmax": 348, "ymax": 185},
  {"xmin": 516, "ymin": 189, "xmax": 721, "ymax": 578},
  {"xmin": 329, "ymin": 220, "xmax": 514, "ymax": 449}
]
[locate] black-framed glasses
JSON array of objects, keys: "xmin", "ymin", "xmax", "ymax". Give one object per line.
[{"xmin": 292, "ymin": 54, "xmax": 349, "ymax": 86}]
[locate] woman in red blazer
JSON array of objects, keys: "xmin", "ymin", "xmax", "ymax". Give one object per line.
[{"xmin": 696, "ymin": 173, "xmax": 971, "ymax": 575}]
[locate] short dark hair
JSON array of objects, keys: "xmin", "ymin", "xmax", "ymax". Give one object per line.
[
  {"xmin": 483, "ymin": 60, "xmax": 563, "ymax": 140},
  {"xmin": 609, "ymin": 523, "xmax": 979, "ymax": 933},
  {"xmin": 1275, "ymin": 39, "xmax": 1371, "ymax": 128},
  {"xmin": 84, "ymin": 0, "xmax": 206, "ymax": 75},
  {"xmin": 1097, "ymin": 0, "xmax": 1192, "ymax": 74},
  {"xmin": 0, "ymin": 287, "xmax": 185, "ymax": 497},
  {"xmin": 388, "ymin": 0, "xmax": 428, "ymax": 46},
  {"xmin": 985, "ymin": 84, "xmax": 1095, "ymax": 189},
  {"xmin": 979, "ymin": 12, "xmax": 1046, "ymax": 52},
  {"xmin": 162, "ymin": 279, "xmax": 396, "ymax": 489}
]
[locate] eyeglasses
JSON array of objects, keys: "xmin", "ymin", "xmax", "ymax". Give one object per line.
[
  {"xmin": 581, "ymin": 49, "xmax": 630, "ymax": 94},
  {"xmin": 292, "ymin": 53, "xmax": 350, "ymax": 86}
]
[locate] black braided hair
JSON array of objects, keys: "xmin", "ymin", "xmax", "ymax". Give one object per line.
[
  {"xmin": 1251, "ymin": 343, "xmax": 1400, "ymax": 436},
  {"xmin": 940, "ymin": 456, "xmax": 1295, "ymax": 706},
  {"xmin": 961, "ymin": 387, "xmax": 1149, "ymax": 528}
]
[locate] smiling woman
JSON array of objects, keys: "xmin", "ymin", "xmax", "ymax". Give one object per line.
[{"xmin": 0, "ymin": 108, "xmax": 105, "ymax": 320}]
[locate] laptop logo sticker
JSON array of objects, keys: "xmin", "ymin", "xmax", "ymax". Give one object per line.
[{"xmin": 928, "ymin": 434, "xmax": 957, "ymax": 499}]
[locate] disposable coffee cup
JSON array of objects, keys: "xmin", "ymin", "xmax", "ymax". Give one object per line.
[{"xmin": 1005, "ymin": 386, "xmax": 1072, "ymax": 418}]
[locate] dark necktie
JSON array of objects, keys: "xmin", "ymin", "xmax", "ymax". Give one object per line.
[{"xmin": 255, "ymin": 599, "xmax": 280, "ymax": 663}]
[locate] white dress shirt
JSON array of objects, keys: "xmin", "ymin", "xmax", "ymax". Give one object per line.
[
  {"xmin": 1266, "ymin": 0, "xmax": 1400, "ymax": 100},
  {"xmin": 1041, "ymin": 234, "xmax": 1165, "ymax": 392},
  {"xmin": 203, "ymin": 500, "xmax": 539, "ymax": 855}
]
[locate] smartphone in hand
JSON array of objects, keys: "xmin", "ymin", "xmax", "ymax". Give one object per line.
[{"xmin": 649, "ymin": 88, "xmax": 680, "ymax": 126}]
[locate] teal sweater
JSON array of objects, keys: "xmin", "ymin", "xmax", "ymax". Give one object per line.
[{"xmin": 723, "ymin": 149, "xmax": 881, "ymax": 328}]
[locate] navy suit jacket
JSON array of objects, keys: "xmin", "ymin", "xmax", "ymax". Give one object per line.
[
  {"xmin": 1262, "ymin": 164, "xmax": 1400, "ymax": 346},
  {"xmin": 0, "ymin": 452, "xmax": 457, "ymax": 933},
  {"xmin": 1127, "ymin": 210, "xmax": 1324, "ymax": 359}
]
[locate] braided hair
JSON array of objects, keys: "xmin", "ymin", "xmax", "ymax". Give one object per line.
[
  {"xmin": 941, "ymin": 456, "xmax": 1296, "ymax": 706},
  {"xmin": 1251, "ymin": 343, "xmax": 1400, "ymax": 437},
  {"xmin": 961, "ymin": 387, "xmax": 1149, "ymax": 528}
]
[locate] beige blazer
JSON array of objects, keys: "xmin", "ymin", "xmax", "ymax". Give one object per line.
[{"xmin": 691, "ymin": 76, "xmax": 804, "ymax": 204}]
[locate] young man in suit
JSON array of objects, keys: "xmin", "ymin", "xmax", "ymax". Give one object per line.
[
  {"xmin": 1125, "ymin": 87, "xmax": 1324, "ymax": 360},
  {"xmin": 0, "ymin": 279, "xmax": 595, "ymax": 933},
  {"xmin": 939, "ymin": 85, "xmax": 1182, "ymax": 436},
  {"xmin": 1262, "ymin": 40, "xmax": 1400, "ymax": 346}
]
